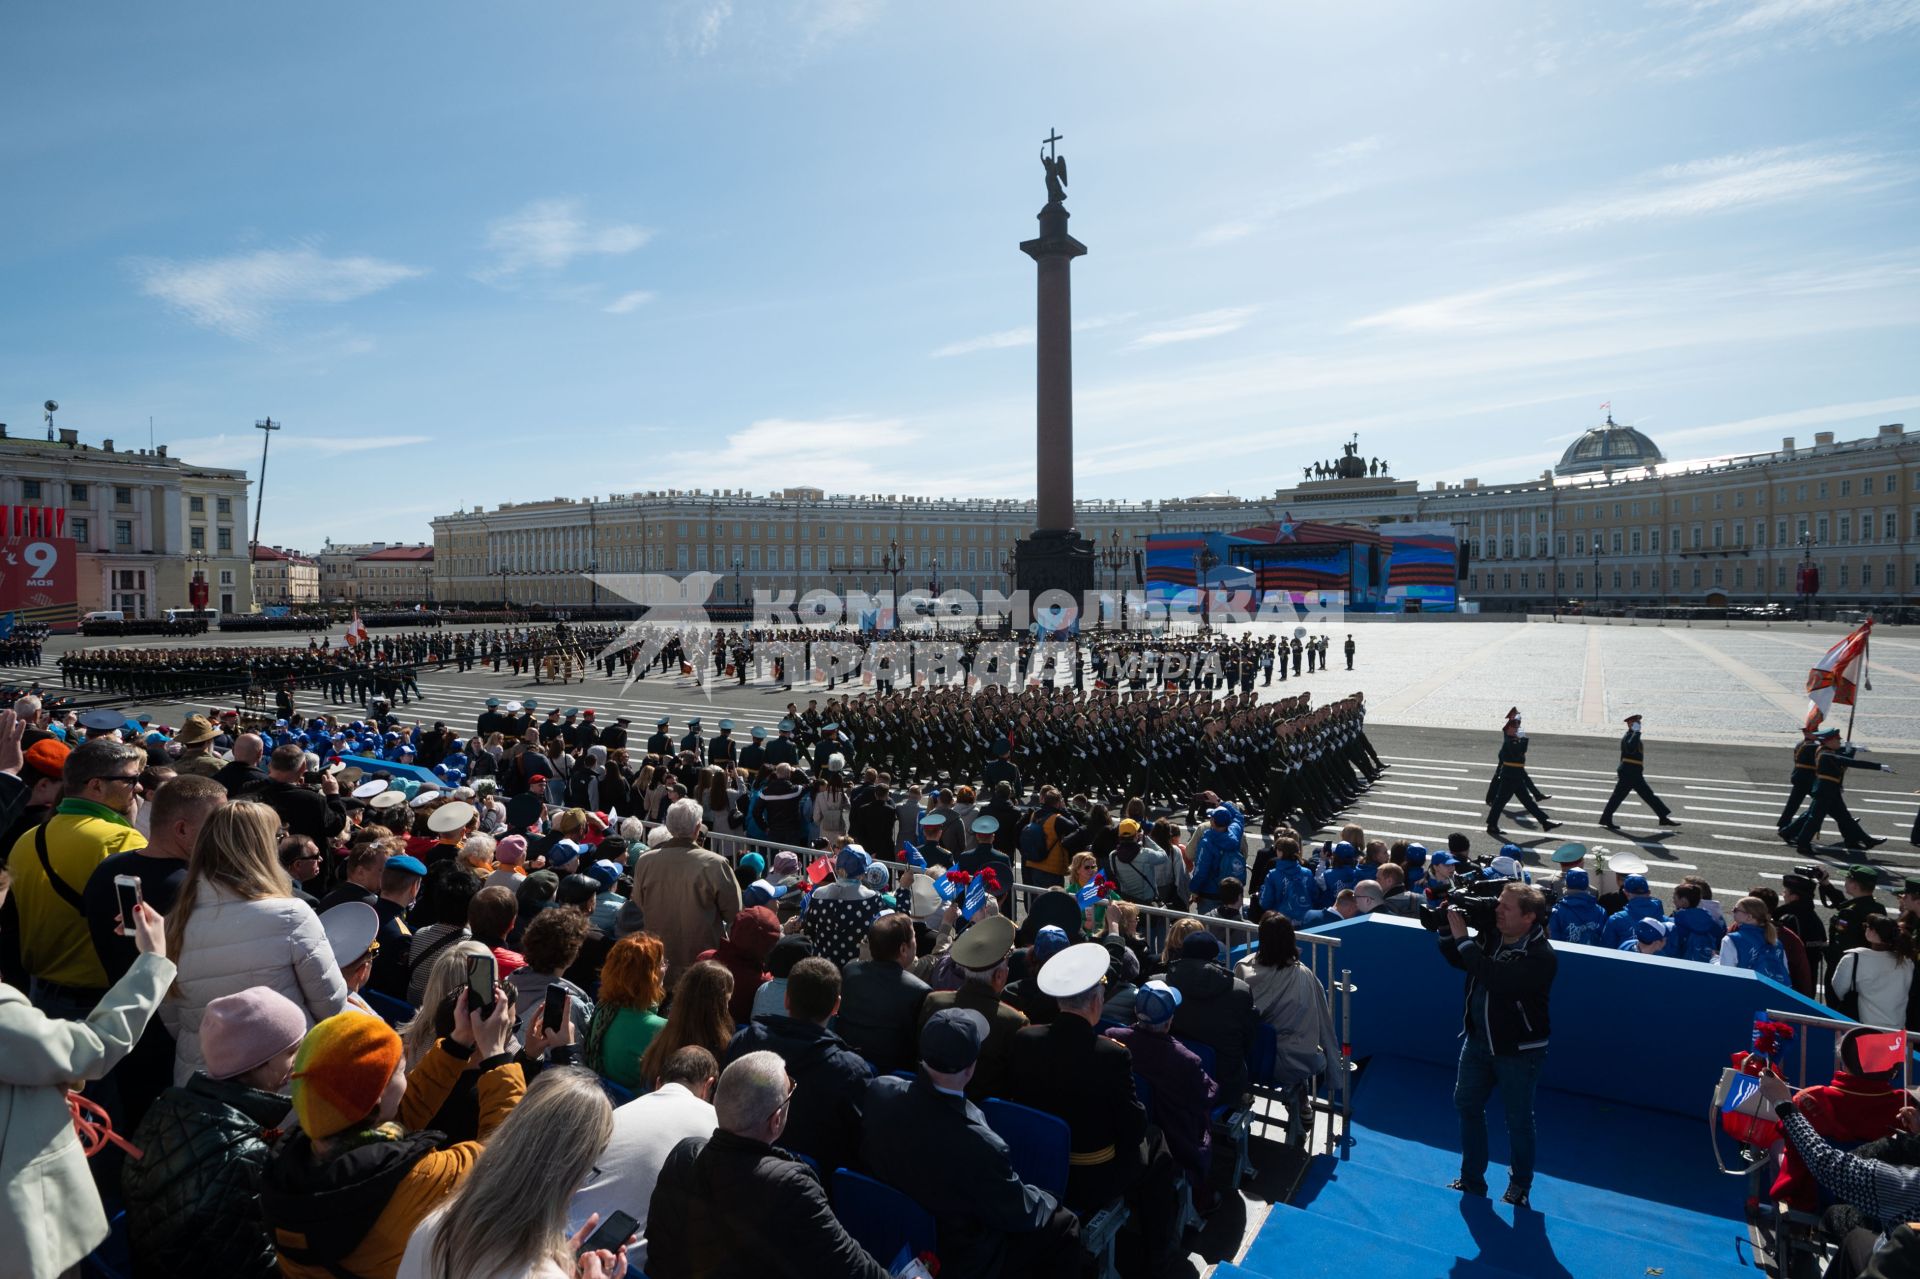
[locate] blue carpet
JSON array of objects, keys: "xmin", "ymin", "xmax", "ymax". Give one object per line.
[
  {"xmin": 1348, "ymin": 1054, "xmax": 1749, "ymax": 1223},
  {"xmin": 1278, "ymin": 1159, "xmax": 1756, "ymax": 1279},
  {"xmin": 1223, "ymin": 1207, "xmax": 1531, "ymax": 1279}
]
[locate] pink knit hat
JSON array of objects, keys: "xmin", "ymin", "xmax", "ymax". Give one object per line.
[
  {"xmin": 201, "ymin": 987, "xmax": 308, "ymax": 1081},
  {"xmin": 495, "ymin": 835, "xmax": 528, "ymax": 866}
]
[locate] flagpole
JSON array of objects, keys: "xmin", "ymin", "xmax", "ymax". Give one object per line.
[{"xmin": 1847, "ymin": 622, "xmax": 1870, "ymax": 745}]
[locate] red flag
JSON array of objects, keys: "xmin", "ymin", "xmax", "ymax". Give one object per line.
[
  {"xmin": 1856, "ymin": 1030, "xmax": 1908, "ymax": 1075},
  {"xmin": 1806, "ymin": 620, "xmax": 1872, "ymax": 728}
]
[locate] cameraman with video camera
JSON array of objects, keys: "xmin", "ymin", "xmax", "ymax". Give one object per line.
[{"xmin": 1440, "ymin": 879, "xmax": 1556, "ymax": 1209}]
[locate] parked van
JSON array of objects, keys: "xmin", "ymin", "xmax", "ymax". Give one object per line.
[{"xmin": 82, "ymin": 609, "xmax": 125, "ymax": 623}]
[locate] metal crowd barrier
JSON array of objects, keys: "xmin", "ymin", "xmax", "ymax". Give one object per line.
[{"xmin": 701, "ymin": 829, "xmax": 1355, "ymax": 1158}]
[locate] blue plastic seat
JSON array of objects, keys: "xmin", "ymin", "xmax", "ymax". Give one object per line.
[
  {"xmin": 980, "ymin": 1099, "xmax": 1129, "ymax": 1279},
  {"xmin": 80, "ymin": 1210, "xmax": 131, "ymax": 1279},
  {"xmin": 598, "ymin": 1075, "xmax": 637, "ymax": 1106},
  {"xmin": 831, "ymin": 1168, "xmax": 937, "ymax": 1267}
]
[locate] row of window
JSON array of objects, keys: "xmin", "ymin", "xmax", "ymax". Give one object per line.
[
  {"xmin": 1474, "ymin": 473, "xmax": 1917, "ymax": 532},
  {"xmin": 1470, "ymin": 560, "xmax": 1915, "ymax": 592},
  {"xmin": 1475, "ymin": 510, "xmax": 1917, "ymax": 560},
  {"xmin": 16, "ymin": 479, "xmax": 234, "ymax": 515}
]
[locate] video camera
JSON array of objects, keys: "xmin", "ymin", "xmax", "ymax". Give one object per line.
[{"xmin": 1419, "ymin": 864, "xmax": 1507, "ymax": 932}]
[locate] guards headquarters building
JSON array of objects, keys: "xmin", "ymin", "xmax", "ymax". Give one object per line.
[{"xmin": 430, "ymin": 418, "xmax": 1914, "ymax": 614}]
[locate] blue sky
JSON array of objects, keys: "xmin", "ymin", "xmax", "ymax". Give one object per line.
[{"xmin": 4, "ymin": 0, "xmax": 1918, "ymax": 550}]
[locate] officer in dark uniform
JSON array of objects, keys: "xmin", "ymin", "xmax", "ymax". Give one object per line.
[
  {"xmin": 646, "ymin": 716, "xmax": 674, "ymax": 759},
  {"xmin": 1485, "ymin": 712, "xmax": 1558, "ymax": 838},
  {"xmin": 764, "ymin": 720, "xmax": 800, "ymax": 768},
  {"xmin": 1598, "ymin": 713, "xmax": 1679, "ymax": 830},
  {"xmin": 739, "ymin": 725, "xmax": 768, "ymax": 775},
  {"xmin": 1777, "ymin": 726, "xmax": 1821, "ymax": 832},
  {"xmin": 1003, "ymin": 943, "xmax": 1181, "ymax": 1273},
  {"xmin": 861, "ymin": 1009, "xmax": 1080, "ymax": 1279},
  {"xmin": 601, "ymin": 716, "xmax": 630, "ymax": 753},
  {"xmin": 1823, "ymin": 864, "xmax": 1886, "ymax": 986},
  {"xmin": 982, "ymin": 738, "xmax": 1021, "ymax": 798},
  {"xmin": 680, "ymin": 718, "xmax": 706, "ymax": 763},
  {"xmin": 955, "ymin": 816, "xmax": 1014, "ymax": 906},
  {"xmin": 1785, "ymin": 728, "xmax": 1890, "ymax": 854}
]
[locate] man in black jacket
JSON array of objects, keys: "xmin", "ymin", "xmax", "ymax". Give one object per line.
[
  {"xmin": 648, "ymin": 1049, "xmax": 891, "ymax": 1279},
  {"xmin": 835, "ymin": 914, "xmax": 930, "ymax": 1072},
  {"xmin": 723, "ymin": 957, "xmax": 874, "ymax": 1176},
  {"xmin": 1440, "ymin": 880, "xmax": 1556, "ymax": 1208},
  {"xmin": 848, "ymin": 769, "xmax": 897, "ymax": 855},
  {"xmin": 238, "ymin": 744, "xmax": 347, "ymax": 847},
  {"xmin": 863, "ymin": 1009, "xmax": 1080, "ymax": 1279}
]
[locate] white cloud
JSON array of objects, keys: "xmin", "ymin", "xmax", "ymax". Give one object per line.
[
  {"xmin": 1654, "ymin": 0, "xmax": 1920, "ymax": 75},
  {"xmin": 1128, "ymin": 307, "xmax": 1257, "ymax": 349},
  {"xmin": 1653, "ymin": 396, "xmax": 1920, "ymax": 451},
  {"xmin": 1315, "ymin": 135, "xmax": 1383, "ymax": 167},
  {"xmin": 931, "ymin": 327, "xmax": 1033, "ymax": 358},
  {"xmin": 604, "ymin": 290, "xmax": 657, "ymax": 315},
  {"xmin": 1192, "ymin": 183, "xmax": 1356, "ymax": 247},
  {"xmin": 1509, "ymin": 146, "xmax": 1890, "ymax": 233},
  {"xmin": 131, "ymin": 246, "xmax": 424, "ymax": 339},
  {"xmin": 689, "ymin": 0, "xmax": 732, "ymax": 54},
  {"xmin": 1348, "ymin": 270, "xmax": 1610, "ymax": 334},
  {"xmin": 476, "ymin": 200, "xmax": 653, "ymax": 283},
  {"xmin": 800, "ymin": 0, "xmax": 885, "ymax": 47}
]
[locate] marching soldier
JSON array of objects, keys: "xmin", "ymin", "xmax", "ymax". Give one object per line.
[
  {"xmin": 1785, "ymin": 728, "xmax": 1891, "ymax": 854},
  {"xmin": 1777, "ymin": 725, "xmax": 1821, "ymax": 833},
  {"xmin": 1485, "ymin": 710, "xmax": 1558, "ymax": 839},
  {"xmin": 1597, "ymin": 714, "xmax": 1679, "ymax": 831}
]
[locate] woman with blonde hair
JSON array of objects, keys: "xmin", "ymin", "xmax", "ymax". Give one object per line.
[
  {"xmin": 166, "ymin": 800, "xmax": 346, "ymax": 1084},
  {"xmin": 397, "ymin": 1067, "xmax": 625, "ymax": 1279},
  {"xmin": 637, "ymin": 960, "xmax": 734, "ymax": 1089},
  {"xmin": 1156, "ymin": 916, "xmax": 1207, "ymax": 978},
  {"xmin": 1715, "ymin": 895, "xmax": 1792, "ymax": 987},
  {"xmin": 401, "ymin": 940, "xmax": 494, "ymax": 1068},
  {"xmin": 586, "ymin": 933, "xmax": 670, "ymax": 1090}
]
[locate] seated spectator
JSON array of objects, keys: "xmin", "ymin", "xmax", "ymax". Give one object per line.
[
  {"xmin": 1772, "ymin": 1027, "xmax": 1906, "ymax": 1213},
  {"xmin": 1664, "ymin": 882, "xmax": 1725, "ymax": 963},
  {"xmin": 507, "ymin": 907, "xmax": 596, "ymax": 1042},
  {"xmin": 1209, "ymin": 876, "xmax": 1249, "ymax": 937},
  {"xmin": 166, "ymin": 800, "xmax": 348, "ymax": 1084},
  {"xmin": 320, "ymin": 840, "xmax": 392, "ymax": 914},
  {"xmin": 752, "ymin": 935, "xmax": 815, "ymax": 1022},
  {"xmin": 835, "ymin": 913, "xmax": 932, "ymax": 1072},
  {"xmin": 864, "ymin": 1009, "xmax": 1081, "ymax": 1279},
  {"xmin": 1235, "ymin": 915, "xmax": 1337, "ymax": 1092},
  {"xmin": 918, "ymin": 915, "xmax": 1027, "ymax": 1101},
  {"xmin": 512, "ymin": 870, "xmax": 560, "ymax": 943},
  {"xmin": 573, "ymin": 1046, "xmax": 719, "ymax": 1272},
  {"xmin": 1748, "ymin": 886, "xmax": 1815, "ymax": 997},
  {"xmin": 261, "ymin": 995, "xmax": 524, "ymax": 1279},
  {"xmin": 1102, "ymin": 900, "xmax": 1154, "ymax": 977},
  {"xmin": 322, "ymin": 902, "xmax": 383, "ymax": 1015},
  {"xmin": 726, "ymin": 957, "xmax": 873, "ymax": 1174},
  {"xmin": 483, "ymin": 835, "xmax": 527, "ymax": 892},
  {"xmin": 1619, "ymin": 916, "xmax": 1671, "ymax": 954},
  {"xmin": 802, "ymin": 845, "xmax": 887, "ymax": 969},
  {"xmin": 280, "ymin": 834, "xmax": 323, "ymax": 908},
  {"xmin": 397, "ymin": 1067, "xmax": 624, "ymax": 1279},
  {"xmin": 1776, "ymin": 1096, "xmax": 1920, "ymax": 1279},
  {"xmin": 1, "ymin": 891, "xmax": 174, "ymax": 1279},
  {"xmin": 238, "ymin": 742, "xmax": 346, "ymax": 848},
  {"xmin": 1164, "ymin": 928, "xmax": 1257, "ymax": 1105},
  {"xmin": 1004, "ymin": 924, "xmax": 1072, "ymax": 1026},
  {"xmin": 639, "ymin": 959, "xmax": 735, "ymax": 1090},
  {"xmin": 1105, "ymin": 980, "xmax": 1218, "ymax": 1206},
  {"xmin": 406, "ymin": 868, "xmax": 481, "ymax": 1007},
  {"xmin": 648, "ymin": 1049, "xmax": 891, "ymax": 1279},
  {"xmin": 1548, "ymin": 869, "xmax": 1609, "ymax": 946},
  {"xmin": 1004, "ymin": 943, "xmax": 1183, "ymax": 1273},
  {"xmin": 1257, "ymin": 837, "xmax": 1316, "ymax": 924},
  {"xmin": 1714, "ymin": 895, "xmax": 1792, "ymax": 985},
  {"xmin": 369, "ymin": 855, "xmax": 427, "ymax": 1001},
  {"xmin": 212, "ymin": 733, "xmax": 267, "ymax": 797},
  {"xmin": 468, "ymin": 885, "xmax": 526, "ymax": 977},
  {"xmin": 122, "ymin": 987, "xmax": 307, "ymax": 1279},
  {"xmin": 85, "ymin": 774, "xmax": 224, "ymax": 982},
  {"xmin": 696, "ymin": 905, "xmax": 780, "ymax": 1024},
  {"xmin": 586, "ymin": 932, "xmax": 670, "ymax": 1089},
  {"xmin": 1302, "ymin": 889, "xmax": 1360, "ymax": 929},
  {"xmin": 400, "ymin": 942, "xmax": 491, "ymax": 1068},
  {"xmin": 1372, "ymin": 864, "xmax": 1419, "ymax": 918}
]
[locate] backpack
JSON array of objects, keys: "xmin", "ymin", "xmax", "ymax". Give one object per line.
[{"xmin": 1018, "ymin": 811, "xmax": 1047, "ymax": 860}]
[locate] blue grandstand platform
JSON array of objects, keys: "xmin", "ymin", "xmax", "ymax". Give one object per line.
[{"xmin": 1215, "ymin": 914, "xmax": 1843, "ymax": 1279}]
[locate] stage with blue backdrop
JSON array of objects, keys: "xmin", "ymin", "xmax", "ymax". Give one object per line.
[{"xmin": 1224, "ymin": 913, "xmax": 1841, "ymax": 1279}]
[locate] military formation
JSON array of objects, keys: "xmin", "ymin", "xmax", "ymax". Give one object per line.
[{"xmin": 0, "ymin": 624, "xmax": 48, "ymax": 668}]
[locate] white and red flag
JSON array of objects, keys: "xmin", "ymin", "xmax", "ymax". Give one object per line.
[
  {"xmin": 343, "ymin": 611, "xmax": 368, "ymax": 648},
  {"xmin": 1805, "ymin": 619, "xmax": 1871, "ymax": 729}
]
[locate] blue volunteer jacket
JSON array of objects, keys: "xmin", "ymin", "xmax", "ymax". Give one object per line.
[
  {"xmin": 1548, "ymin": 892, "xmax": 1610, "ymax": 946},
  {"xmin": 1190, "ymin": 803, "xmax": 1247, "ymax": 898},
  {"xmin": 1601, "ymin": 896, "xmax": 1666, "ymax": 950}
]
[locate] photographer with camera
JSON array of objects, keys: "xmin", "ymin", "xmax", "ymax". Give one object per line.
[{"xmin": 1440, "ymin": 879, "xmax": 1556, "ymax": 1209}]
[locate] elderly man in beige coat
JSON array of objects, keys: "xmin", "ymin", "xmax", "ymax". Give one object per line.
[
  {"xmin": 0, "ymin": 889, "xmax": 175, "ymax": 1278},
  {"xmin": 628, "ymin": 797, "xmax": 743, "ymax": 975}
]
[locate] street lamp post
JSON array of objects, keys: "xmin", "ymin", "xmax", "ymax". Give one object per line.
[
  {"xmin": 1592, "ymin": 547, "xmax": 1601, "ymax": 614},
  {"xmin": 1798, "ymin": 531, "xmax": 1818, "ymax": 621},
  {"xmin": 884, "ymin": 540, "xmax": 904, "ymax": 627},
  {"xmin": 732, "ymin": 556, "xmax": 744, "ymax": 606},
  {"xmin": 1196, "ymin": 547, "xmax": 1219, "ymax": 633},
  {"xmin": 1097, "ymin": 531, "xmax": 1129, "ymax": 630}
]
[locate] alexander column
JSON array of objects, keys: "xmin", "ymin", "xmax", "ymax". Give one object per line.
[{"xmin": 1015, "ymin": 129, "xmax": 1096, "ymax": 611}]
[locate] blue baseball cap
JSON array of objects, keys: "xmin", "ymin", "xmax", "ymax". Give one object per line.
[
  {"xmin": 1331, "ymin": 841, "xmax": 1357, "ymax": 862},
  {"xmin": 1210, "ymin": 806, "xmax": 1234, "ymax": 827},
  {"xmin": 1564, "ymin": 868, "xmax": 1591, "ymax": 891},
  {"xmin": 1430, "ymin": 850, "xmax": 1458, "ymax": 867},
  {"xmin": 836, "ymin": 845, "xmax": 872, "ymax": 877},
  {"xmin": 1034, "ymin": 925, "xmax": 1071, "ymax": 964},
  {"xmin": 1623, "ymin": 874, "xmax": 1651, "ymax": 895},
  {"xmin": 1633, "ymin": 917, "xmax": 1671, "ymax": 945},
  {"xmin": 1404, "ymin": 844, "xmax": 1428, "ymax": 866},
  {"xmin": 1136, "ymin": 980, "xmax": 1183, "ymax": 1025}
]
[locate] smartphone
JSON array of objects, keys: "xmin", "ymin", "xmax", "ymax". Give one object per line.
[
  {"xmin": 464, "ymin": 951, "xmax": 498, "ymax": 1018},
  {"xmin": 579, "ymin": 1209, "xmax": 639, "ymax": 1255},
  {"xmin": 542, "ymin": 983, "xmax": 570, "ymax": 1037},
  {"xmin": 114, "ymin": 875, "xmax": 143, "ymax": 935}
]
